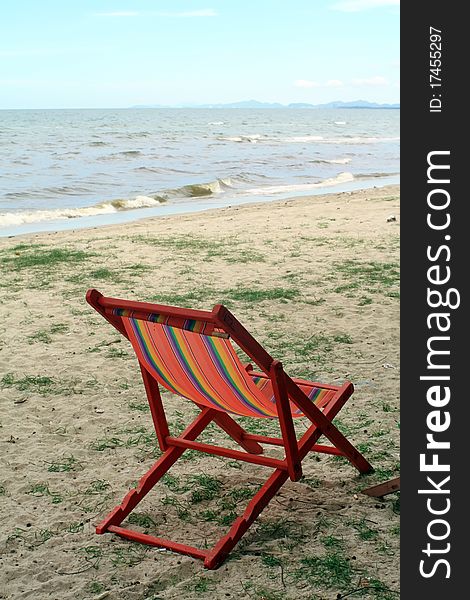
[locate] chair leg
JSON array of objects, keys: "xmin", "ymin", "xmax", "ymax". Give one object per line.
[
  {"xmin": 100, "ymin": 464, "xmax": 291, "ymax": 569},
  {"xmin": 300, "ymin": 423, "xmax": 373, "ymax": 474},
  {"xmin": 96, "ymin": 408, "xmax": 214, "ymax": 533},
  {"xmin": 140, "ymin": 365, "xmax": 170, "ymax": 452},
  {"xmin": 95, "ymin": 403, "xmax": 290, "ymax": 570},
  {"xmin": 96, "ymin": 445, "xmax": 185, "ymax": 533},
  {"xmin": 297, "ymin": 383, "xmax": 373, "ymax": 474},
  {"xmin": 95, "ymin": 389, "xmax": 371, "ymax": 569},
  {"xmin": 204, "ymin": 469, "xmax": 289, "ymax": 569}
]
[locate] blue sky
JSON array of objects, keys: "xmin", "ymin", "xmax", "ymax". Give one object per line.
[{"xmin": 0, "ymin": 0, "xmax": 399, "ymax": 109}]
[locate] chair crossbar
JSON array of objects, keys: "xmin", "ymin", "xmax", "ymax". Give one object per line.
[
  {"xmin": 108, "ymin": 526, "xmax": 209, "ymax": 560},
  {"xmin": 310, "ymin": 444, "xmax": 344, "ymax": 456},
  {"xmin": 98, "ymin": 294, "xmax": 214, "ymax": 322},
  {"xmin": 243, "ymin": 433, "xmax": 285, "ymax": 446},
  {"xmin": 165, "ymin": 436, "xmax": 287, "ymax": 470},
  {"xmin": 240, "ymin": 435, "xmax": 344, "ymax": 457},
  {"xmin": 248, "ymin": 369, "xmax": 339, "ymax": 391},
  {"xmin": 104, "ymin": 307, "xmax": 229, "ymax": 338}
]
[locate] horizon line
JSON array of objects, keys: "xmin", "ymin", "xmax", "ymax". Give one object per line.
[{"xmin": 0, "ymin": 99, "xmax": 400, "ymax": 111}]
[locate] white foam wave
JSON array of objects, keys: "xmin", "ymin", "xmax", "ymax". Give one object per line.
[
  {"xmin": 0, "ymin": 195, "xmax": 162, "ymax": 227},
  {"xmin": 114, "ymin": 195, "xmax": 162, "ymax": 209},
  {"xmin": 220, "ymin": 134, "xmax": 398, "ymax": 145},
  {"xmin": 276, "ymin": 135, "xmax": 398, "ymax": 144},
  {"xmin": 244, "ymin": 172, "xmax": 355, "ymax": 196},
  {"xmin": 329, "ymin": 158, "xmax": 351, "ymax": 164},
  {"xmin": 279, "ymin": 135, "xmax": 325, "ymax": 143},
  {"xmin": 208, "ymin": 121, "xmax": 224, "ymax": 125},
  {"xmin": 323, "ymin": 136, "xmax": 400, "ymax": 144},
  {"xmin": 218, "ymin": 134, "xmax": 262, "ymax": 143}
]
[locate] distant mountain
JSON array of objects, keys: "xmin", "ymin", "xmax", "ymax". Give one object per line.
[
  {"xmin": 311, "ymin": 100, "xmax": 400, "ymax": 109},
  {"xmin": 131, "ymin": 100, "xmax": 285, "ymax": 109},
  {"xmin": 287, "ymin": 102, "xmax": 317, "ymax": 109},
  {"xmin": 197, "ymin": 100, "xmax": 285, "ymax": 109},
  {"xmin": 131, "ymin": 103, "xmax": 170, "ymax": 109},
  {"xmin": 131, "ymin": 99, "xmax": 400, "ymax": 109}
]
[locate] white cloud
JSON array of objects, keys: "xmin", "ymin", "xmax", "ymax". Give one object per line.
[
  {"xmin": 352, "ymin": 75, "xmax": 389, "ymax": 86},
  {"xmin": 331, "ymin": 0, "xmax": 399, "ymax": 12},
  {"xmin": 94, "ymin": 9, "xmax": 217, "ymax": 18}
]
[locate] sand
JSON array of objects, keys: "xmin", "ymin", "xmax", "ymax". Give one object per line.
[{"xmin": 0, "ymin": 185, "xmax": 400, "ymax": 600}]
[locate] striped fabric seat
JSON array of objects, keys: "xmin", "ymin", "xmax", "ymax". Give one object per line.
[
  {"xmin": 123, "ymin": 317, "xmax": 336, "ymax": 419},
  {"xmin": 251, "ymin": 375, "xmax": 335, "ymax": 416}
]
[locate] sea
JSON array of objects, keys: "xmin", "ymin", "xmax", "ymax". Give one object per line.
[{"xmin": 0, "ymin": 108, "xmax": 399, "ymax": 237}]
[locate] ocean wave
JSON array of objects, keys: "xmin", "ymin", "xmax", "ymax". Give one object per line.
[
  {"xmin": 217, "ymin": 134, "xmax": 262, "ymax": 143},
  {"xmin": 208, "ymin": 121, "xmax": 224, "ymax": 125},
  {"xmin": 51, "ymin": 151, "xmax": 80, "ymax": 157},
  {"xmin": 243, "ymin": 172, "xmax": 355, "ymax": 196},
  {"xmin": 278, "ymin": 135, "xmax": 325, "ymax": 143},
  {"xmin": 230, "ymin": 172, "xmax": 271, "ymax": 183},
  {"xmin": 323, "ymin": 136, "xmax": 400, "ymax": 144},
  {"xmin": 0, "ymin": 178, "xmax": 233, "ymax": 227},
  {"xmin": 356, "ymin": 171, "xmax": 399, "ymax": 179},
  {"xmin": 308, "ymin": 157, "xmax": 352, "ymax": 165},
  {"xmin": 3, "ymin": 185, "xmax": 94, "ymax": 200},
  {"xmin": 163, "ymin": 178, "xmax": 233, "ymax": 199},
  {"xmin": 116, "ymin": 150, "xmax": 143, "ymax": 156},
  {"xmin": 128, "ymin": 131, "xmax": 150, "ymax": 138},
  {"xmin": 100, "ymin": 150, "xmax": 143, "ymax": 160},
  {"xmin": 220, "ymin": 134, "xmax": 325, "ymax": 144},
  {"xmin": 134, "ymin": 166, "xmax": 193, "ymax": 174},
  {"xmin": 217, "ymin": 133, "xmax": 398, "ymax": 145},
  {"xmin": 276, "ymin": 134, "xmax": 399, "ymax": 144},
  {"xmin": 0, "ymin": 195, "xmax": 164, "ymax": 227}
]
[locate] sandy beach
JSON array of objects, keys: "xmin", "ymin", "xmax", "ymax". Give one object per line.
[{"xmin": 0, "ymin": 185, "xmax": 400, "ymax": 600}]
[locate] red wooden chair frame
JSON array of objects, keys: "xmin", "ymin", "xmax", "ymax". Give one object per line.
[{"xmin": 86, "ymin": 289, "xmax": 373, "ymax": 569}]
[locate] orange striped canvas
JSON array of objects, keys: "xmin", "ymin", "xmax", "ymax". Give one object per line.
[{"xmin": 122, "ymin": 317, "xmax": 335, "ymax": 419}]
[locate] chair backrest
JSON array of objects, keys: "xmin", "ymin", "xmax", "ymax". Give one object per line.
[
  {"xmin": 121, "ymin": 313, "xmax": 281, "ymax": 418},
  {"xmin": 87, "ymin": 290, "xmax": 336, "ymax": 420}
]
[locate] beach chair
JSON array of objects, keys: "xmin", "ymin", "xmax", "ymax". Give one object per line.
[{"xmin": 86, "ymin": 289, "xmax": 373, "ymax": 569}]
